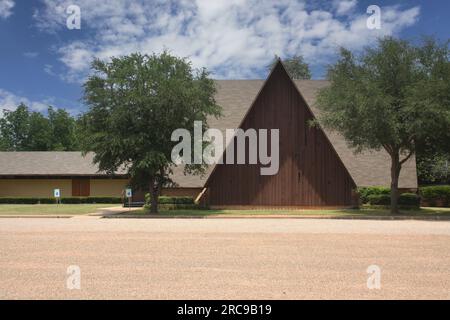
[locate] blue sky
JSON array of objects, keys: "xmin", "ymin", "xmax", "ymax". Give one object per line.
[{"xmin": 0, "ymin": 0, "xmax": 448, "ymax": 116}]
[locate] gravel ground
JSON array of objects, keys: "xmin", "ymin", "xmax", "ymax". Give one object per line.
[{"xmin": 0, "ymin": 218, "xmax": 449, "ymax": 299}]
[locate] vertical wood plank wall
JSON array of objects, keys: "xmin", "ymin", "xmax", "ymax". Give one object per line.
[{"xmin": 206, "ymin": 64, "xmax": 356, "ymax": 207}]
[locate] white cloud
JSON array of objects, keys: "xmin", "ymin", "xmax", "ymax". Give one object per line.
[
  {"xmin": 23, "ymin": 52, "xmax": 39, "ymax": 58},
  {"xmin": 0, "ymin": 89, "xmax": 82, "ymax": 117},
  {"xmin": 44, "ymin": 64, "xmax": 56, "ymax": 76},
  {"xmin": 0, "ymin": 0, "xmax": 14, "ymax": 19},
  {"xmin": 33, "ymin": 0, "xmax": 420, "ymax": 81},
  {"xmin": 0, "ymin": 89, "xmax": 48, "ymax": 116},
  {"xmin": 333, "ymin": 0, "xmax": 357, "ymax": 15}
]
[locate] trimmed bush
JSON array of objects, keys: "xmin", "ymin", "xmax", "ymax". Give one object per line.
[
  {"xmin": 144, "ymin": 194, "xmax": 194, "ymax": 205},
  {"xmin": 419, "ymin": 185, "xmax": 450, "ymax": 206},
  {"xmin": 367, "ymin": 194, "xmax": 391, "ymax": 206},
  {"xmin": 398, "ymin": 193, "xmax": 420, "ymax": 207},
  {"xmin": 358, "ymin": 186, "xmax": 390, "ymax": 204},
  {"xmin": 61, "ymin": 197, "xmax": 122, "ymax": 204},
  {"xmin": 0, "ymin": 197, "xmax": 121, "ymax": 204},
  {"xmin": 144, "ymin": 203, "xmax": 200, "ymax": 211},
  {"xmin": 367, "ymin": 193, "xmax": 420, "ymax": 208},
  {"xmin": 143, "ymin": 194, "xmax": 197, "ymax": 210},
  {"xmin": 0, "ymin": 197, "xmax": 56, "ymax": 204}
]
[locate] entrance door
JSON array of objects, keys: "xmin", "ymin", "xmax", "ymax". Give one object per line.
[{"xmin": 72, "ymin": 178, "xmax": 90, "ymax": 196}]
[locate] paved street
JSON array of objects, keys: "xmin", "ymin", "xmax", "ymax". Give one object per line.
[{"xmin": 0, "ymin": 217, "xmax": 449, "ymax": 299}]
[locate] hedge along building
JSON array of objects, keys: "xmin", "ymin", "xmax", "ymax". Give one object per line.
[{"xmin": 0, "ymin": 61, "xmax": 417, "ymax": 206}]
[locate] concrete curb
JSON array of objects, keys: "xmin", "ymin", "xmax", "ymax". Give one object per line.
[
  {"xmin": 88, "ymin": 207, "xmax": 141, "ymax": 217},
  {"xmin": 0, "ymin": 206, "xmax": 138, "ymax": 219},
  {"xmin": 0, "ymin": 208, "xmax": 140, "ymax": 219},
  {"xmin": 102, "ymin": 214, "xmax": 450, "ymax": 221}
]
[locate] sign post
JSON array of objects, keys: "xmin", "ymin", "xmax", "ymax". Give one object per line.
[
  {"xmin": 54, "ymin": 188, "xmax": 61, "ymax": 204},
  {"xmin": 125, "ymin": 188, "xmax": 132, "ymax": 210}
]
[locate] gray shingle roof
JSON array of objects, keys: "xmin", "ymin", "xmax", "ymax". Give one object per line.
[
  {"xmin": 0, "ymin": 152, "xmax": 127, "ymax": 176},
  {"xmin": 0, "ymin": 80, "xmax": 417, "ymax": 188}
]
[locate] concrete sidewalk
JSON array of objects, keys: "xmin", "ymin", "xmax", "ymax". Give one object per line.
[
  {"xmin": 0, "ymin": 206, "xmax": 140, "ymax": 219},
  {"xmin": 87, "ymin": 206, "xmax": 141, "ymax": 217}
]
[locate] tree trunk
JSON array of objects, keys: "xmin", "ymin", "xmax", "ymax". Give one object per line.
[
  {"xmin": 149, "ymin": 178, "xmax": 159, "ymax": 214},
  {"xmin": 150, "ymin": 187, "xmax": 158, "ymax": 213},
  {"xmin": 390, "ymin": 153, "xmax": 401, "ymax": 214}
]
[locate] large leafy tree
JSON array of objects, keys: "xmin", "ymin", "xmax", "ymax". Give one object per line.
[
  {"xmin": 268, "ymin": 54, "xmax": 311, "ymax": 79},
  {"xmin": 417, "ymin": 152, "xmax": 450, "ymax": 185},
  {"xmin": 81, "ymin": 51, "xmax": 221, "ymax": 213},
  {"xmin": 416, "ymin": 131, "xmax": 450, "ymax": 184},
  {"xmin": 0, "ymin": 104, "xmax": 81, "ymax": 151},
  {"xmin": 27, "ymin": 111, "xmax": 53, "ymax": 150},
  {"xmin": 316, "ymin": 37, "xmax": 450, "ymax": 214},
  {"xmin": 0, "ymin": 103, "xmax": 31, "ymax": 150},
  {"xmin": 47, "ymin": 107, "xmax": 81, "ymax": 151}
]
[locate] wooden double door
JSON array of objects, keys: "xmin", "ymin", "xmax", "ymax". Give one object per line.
[{"xmin": 72, "ymin": 178, "xmax": 90, "ymax": 196}]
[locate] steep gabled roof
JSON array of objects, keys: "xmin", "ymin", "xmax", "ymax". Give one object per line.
[{"xmin": 171, "ymin": 79, "xmax": 417, "ymax": 188}]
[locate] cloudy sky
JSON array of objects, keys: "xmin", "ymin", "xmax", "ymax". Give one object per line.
[{"xmin": 0, "ymin": 0, "xmax": 448, "ymax": 115}]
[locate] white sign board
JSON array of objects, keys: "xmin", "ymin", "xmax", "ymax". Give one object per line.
[
  {"xmin": 125, "ymin": 188, "xmax": 132, "ymax": 198},
  {"xmin": 54, "ymin": 189, "xmax": 61, "ymax": 198}
]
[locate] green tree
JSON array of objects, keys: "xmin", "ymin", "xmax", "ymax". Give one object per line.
[
  {"xmin": 316, "ymin": 37, "xmax": 450, "ymax": 214},
  {"xmin": 81, "ymin": 52, "xmax": 221, "ymax": 213},
  {"xmin": 416, "ymin": 131, "xmax": 450, "ymax": 185},
  {"xmin": 268, "ymin": 54, "xmax": 311, "ymax": 79},
  {"xmin": 48, "ymin": 107, "xmax": 80, "ymax": 150},
  {"xmin": 0, "ymin": 104, "xmax": 81, "ymax": 151},
  {"xmin": 0, "ymin": 103, "xmax": 31, "ymax": 150},
  {"xmin": 417, "ymin": 152, "xmax": 450, "ymax": 185},
  {"xmin": 28, "ymin": 112, "xmax": 52, "ymax": 150}
]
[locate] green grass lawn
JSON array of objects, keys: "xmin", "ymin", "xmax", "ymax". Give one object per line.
[
  {"xmin": 118, "ymin": 206, "xmax": 450, "ymax": 217},
  {"xmin": 0, "ymin": 204, "xmax": 118, "ymax": 216},
  {"xmin": 2, "ymin": 204, "xmax": 449, "ymax": 218}
]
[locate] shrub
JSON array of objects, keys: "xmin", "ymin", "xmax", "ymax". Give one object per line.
[
  {"xmin": 367, "ymin": 194, "xmax": 391, "ymax": 206},
  {"xmin": 144, "ymin": 203, "xmax": 200, "ymax": 211},
  {"xmin": 419, "ymin": 186, "xmax": 450, "ymax": 206},
  {"xmin": 398, "ymin": 193, "xmax": 420, "ymax": 207},
  {"xmin": 61, "ymin": 197, "xmax": 122, "ymax": 204},
  {"xmin": 0, "ymin": 197, "xmax": 56, "ymax": 204},
  {"xmin": 367, "ymin": 193, "xmax": 420, "ymax": 208},
  {"xmin": 358, "ymin": 186, "xmax": 390, "ymax": 204},
  {"xmin": 0, "ymin": 197, "xmax": 121, "ymax": 204},
  {"xmin": 144, "ymin": 194, "xmax": 194, "ymax": 205}
]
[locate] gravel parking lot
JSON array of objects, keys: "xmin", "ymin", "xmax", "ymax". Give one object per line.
[{"xmin": 0, "ymin": 217, "xmax": 449, "ymax": 299}]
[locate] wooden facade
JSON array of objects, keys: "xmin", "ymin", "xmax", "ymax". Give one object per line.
[{"xmin": 205, "ymin": 62, "xmax": 357, "ymax": 207}]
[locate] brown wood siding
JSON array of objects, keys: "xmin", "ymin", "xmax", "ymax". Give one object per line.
[
  {"xmin": 72, "ymin": 178, "xmax": 90, "ymax": 197},
  {"xmin": 205, "ymin": 63, "xmax": 356, "ymax": 207}
]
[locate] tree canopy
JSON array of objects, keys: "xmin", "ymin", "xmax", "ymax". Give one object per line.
[
  {"xmin": 81, "ymin": 51, "xmax": 221, "ymax": 213},
  {"xmin": 0, "ymin": 103, "xmax": 81, "ymax": 151},
  {"xmin": 316, "ymin": 36, "xmax": 450, "ymax": 213},
  {"xmin": 268, "ymin": 55, "xmax": 311, "ymax": 80}
]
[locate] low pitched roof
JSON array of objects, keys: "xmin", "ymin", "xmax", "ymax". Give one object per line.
[
  {"xmin": 0, "ymin": 151, "xmax": 127, "ymax": 176},
  {"xmin": 0, "ymin": 80, "xmax": 417, "ymax": 188}
]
